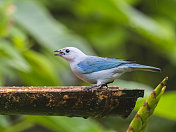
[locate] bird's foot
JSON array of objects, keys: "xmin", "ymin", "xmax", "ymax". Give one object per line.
[
  {"xmin": 100, "ymin": 84, "xmax": 109, "ymax": 89},
  {"xmin": 84, "ymin": 85, "xmax": 98, "ymax": 92},
  {"xmin": 95, "ymin": 84, "xmax": 109, "ymax": 91},
  {"xmin": 84, "ymin": 83, "xmax": 110, "ymax": 92}
]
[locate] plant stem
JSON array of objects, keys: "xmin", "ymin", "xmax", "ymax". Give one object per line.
[{"xmin": 127, "ymin": 77, "xmax": 168, "ymax": 132}]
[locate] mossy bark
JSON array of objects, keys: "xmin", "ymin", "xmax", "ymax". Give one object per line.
[{"xmin": 0, "ymin": 86, "xmax": 144, "ymax": 118}]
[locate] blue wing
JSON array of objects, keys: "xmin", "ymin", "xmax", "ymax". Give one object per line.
[{"xmin": 77, "ymin": 56, "xmax": 133, "ymax": 74}]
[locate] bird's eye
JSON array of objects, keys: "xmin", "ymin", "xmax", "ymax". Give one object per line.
[{"xmin": 65, "ymin": 49, "xmax": 70, "ymax": 53}]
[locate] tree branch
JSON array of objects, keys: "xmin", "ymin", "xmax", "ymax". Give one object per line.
[{"xmin": 0, "ymin": 86, "xmax": 144, "ymax": 118}]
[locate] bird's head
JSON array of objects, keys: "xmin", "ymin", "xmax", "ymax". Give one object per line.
[{"xmin": 54, "ymin": 47, "xmax": 86, "ymax": 62}]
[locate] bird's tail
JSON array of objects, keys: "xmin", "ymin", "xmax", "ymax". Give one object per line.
[{"xmin": 125, "ymin": 64, "xmax": 161, "ymax": 72}]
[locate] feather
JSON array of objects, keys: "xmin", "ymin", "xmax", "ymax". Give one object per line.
[
  {"xmin": 125, "ymin": 64, "xmax": 161, "ymax": 72},
  {"xmin": 77, "ymin": 56, "xmax": 133, "ymax": 74}
]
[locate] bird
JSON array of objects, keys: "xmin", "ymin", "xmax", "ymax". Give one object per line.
[{"xmin": 54, "ymin": 47, "xmax": 160, "ymax": 90}]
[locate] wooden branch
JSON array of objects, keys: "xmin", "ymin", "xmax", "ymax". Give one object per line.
[{"xmin": 0, "ymin": 86, "xmax": 144, "ymax": 118}]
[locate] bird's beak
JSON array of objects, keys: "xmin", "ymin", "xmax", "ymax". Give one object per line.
[{"xmin": 54, "ymin": 49, "xmax": 65, "ymax": 56}]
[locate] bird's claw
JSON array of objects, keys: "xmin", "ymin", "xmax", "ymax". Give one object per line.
[
  {"xmin": 84, "ymin": 85, "xmax": 97, "ymax": 92},
  {"xmin": 84, "ymin": 85, "xmax": 108, "ymax": 92}
]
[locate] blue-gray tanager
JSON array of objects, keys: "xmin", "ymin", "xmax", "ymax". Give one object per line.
[{"xmin": 54, "ymin": 47, "xmax": 160, "ymax": 90}]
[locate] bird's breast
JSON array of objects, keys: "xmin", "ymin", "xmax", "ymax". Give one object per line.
[{"xmin": 70, "ymin": 63, "xmax": 97, "ymax": 84}]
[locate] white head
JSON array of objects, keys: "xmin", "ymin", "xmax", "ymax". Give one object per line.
[{"xmin": 54, "ymin": 47, "xmax": 86, "ymax": 62}]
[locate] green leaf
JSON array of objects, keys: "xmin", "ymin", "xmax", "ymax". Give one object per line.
[
  {"xmin": 0, "ymin": 115, "xmax": 10, "ymax": 129},
  {"xmin": 20, "ymin": 50, "xmax": 61, "ymax": 86},
  {"xmin": 26, "ymin": 116, "xmax": 115, "ymax": 132},
  {"xmin": 0, "ymin": 40, "xmax": 30, "ymax": 72},
  {"xmin": 10, "ymin": 26, "xmax": 28, "ymax": 50},
  {"xmin": 74, "ymin": 0, "xmax": 176, "ymax": 63},
  {"xmin": 0, "ymin": 0, "xmax": 14, "ymax": 37},
  {"xmin": 3, "ymin": 119, "xmax": 34, "ymax": 132},
  {"xmin": 13, "ymin": 0, "xmax": 94, "ymax": 54},
  {"xmin": 154, "ymin": 92, "xmax": 176, "ymax": 120}
]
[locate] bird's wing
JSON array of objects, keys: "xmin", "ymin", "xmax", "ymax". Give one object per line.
[{"xmin": 77, "ymin": 56, "xmax": 133, "ymax": 74}]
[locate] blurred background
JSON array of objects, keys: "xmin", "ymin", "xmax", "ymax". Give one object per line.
[{"xmin": 0, "ymin": 0, "xmax": 176, "ymax": 131}]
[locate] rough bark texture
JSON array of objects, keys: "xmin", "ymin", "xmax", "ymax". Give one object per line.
[{"xmin": 0, "ymin": 86, "xmax": 144, "ymax": 118}]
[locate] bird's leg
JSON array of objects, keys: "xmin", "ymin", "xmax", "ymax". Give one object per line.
[
  {"xmin": 98, "ymin": 83, "xmax": 108, "ymax": 90},
  {"xmin": 100, "ymin": 80, "xmax": 114, "ymax": 90},
  {"xmin": 99, "ymin": 84, "xmax": 107, "ymax": 88},
  {"xmin": 106, "ymin": 80, "xmax": 114, "ymax": 85},
  {"xmin": 84, "ymin": 80, "xmax": 114, "ymax": 91}
]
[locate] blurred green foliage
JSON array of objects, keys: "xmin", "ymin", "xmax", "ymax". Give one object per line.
[{"xmin": 0, "ymin": 0, "xmax": 176, "ymax": 131}]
